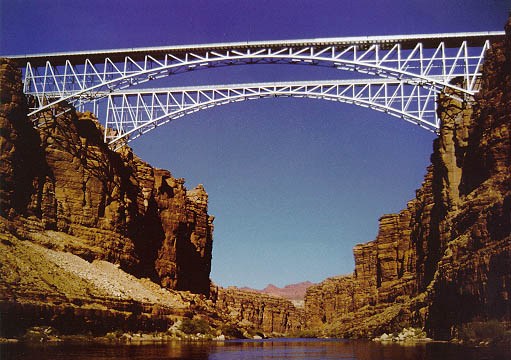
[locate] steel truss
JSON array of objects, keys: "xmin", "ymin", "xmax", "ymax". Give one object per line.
[
  {"xmin": 11, "ymin": 31, "xmax": 503, "ymax": 116},
  {"xmin": 105, "ymin": 79, "xmax": 439, "ymax": 147}
]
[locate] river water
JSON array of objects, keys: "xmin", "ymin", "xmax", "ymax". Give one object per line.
[{"xmin": 1, "ymin": 338, "xmax": 509, "ymax": 360}]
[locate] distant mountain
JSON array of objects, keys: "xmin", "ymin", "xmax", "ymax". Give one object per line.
[{"xmin": 240, "ymin": 281, "xmax": 315, "ymax": 301}]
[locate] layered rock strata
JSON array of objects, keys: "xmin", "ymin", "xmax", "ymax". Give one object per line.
[
  {"xmin": 0, "ymin": 57, "xmax": 219, "ymax": 336},
  {"xmin": 305, "ymin": 20, "xmax": 511, "ymax": 339},
  {"xmin": 214, "ymin": 287, "xmax": 305, "ymax": 334},
  {"xmin": 0, "ymin": 58, "xmax": 213, "ymax": 296},
  {"xmin": 0, "ymin": 57, "xmax": 308, "ymax": 338},
  {"xmin": 0, "ymin": 225, "xmax": 218, "ymax": 337}
]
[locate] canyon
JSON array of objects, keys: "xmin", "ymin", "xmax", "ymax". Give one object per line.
[
  {"xmin": 0, "ymin": 18, "xmax": 510, "ymax": 340},
  {"xmin": 0, "ymin": 56, "xmax": 302, "ymax": 337},
  {"xmin": 0, "ymin": 57, "xmax": 216, "ymax": 336}
]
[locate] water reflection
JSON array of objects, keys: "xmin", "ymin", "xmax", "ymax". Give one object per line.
[
  {"xmin": 1, "ymin": 338, "xmax": 509, "ymax": 360},
  {"xmin": 210, "ymin": 339, "xmax": 428, "ymax": 360}
]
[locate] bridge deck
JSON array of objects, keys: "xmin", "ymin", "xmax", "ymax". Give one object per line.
[{"xmin": 4, "ymin": 31, "xmax": 505, "ymax": 66}]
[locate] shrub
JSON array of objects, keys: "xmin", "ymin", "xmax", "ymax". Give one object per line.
[
  {"xmin": 179, "ymin": 318, "xmax": 211, "ymax": 335},
  {"xmin": 222, "ymin": 325, "xmax": 246, "ymax": 339}
]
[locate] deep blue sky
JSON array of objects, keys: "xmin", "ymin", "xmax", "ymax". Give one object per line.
[{"xmin": 1, "ymin": 1, "xmax": 509, "ymax": 289}]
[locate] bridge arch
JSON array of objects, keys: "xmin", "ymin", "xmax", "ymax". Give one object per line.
[{"xmin": 105, "ymin": 79, "xmax": 439, "ymax": 148}]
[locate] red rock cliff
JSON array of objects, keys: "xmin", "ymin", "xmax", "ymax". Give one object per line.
[
  {"xmin": 0, "ymin": 58, "xmax": 213, "ymax": 296},
  {"xmin": 214, "ymin": 287, "xmax": 305, "ymax": 334},
  {"xmin": 305, "ymin": 19, "xmax": 511, "ymax": 339}
]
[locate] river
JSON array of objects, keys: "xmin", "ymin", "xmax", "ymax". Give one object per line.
[{"xmin": 1, "ymin": 338, "xmax": 509, "ymax": 360}]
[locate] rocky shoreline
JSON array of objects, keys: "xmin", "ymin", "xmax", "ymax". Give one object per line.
[{"xmin": 372, "ymin": 328, "xmax": 432, "ymax": 343}]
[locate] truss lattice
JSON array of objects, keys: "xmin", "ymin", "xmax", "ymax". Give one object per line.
[
  {"xmin": 105, "ymin": 79, "xmax": 439, "ymax": 147},
  {"xmin": 7, "ymin": 31, "xmax": 503, "ymax": 117}
]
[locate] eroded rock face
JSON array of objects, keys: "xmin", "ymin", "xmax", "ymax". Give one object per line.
[
  {"xmin": 0, "ymin": 60, "xmax": 39, "ymax": 218},
  {"xmin": 425, "ymin": 18, "xmax": 511, "ymax": 339},
  {"xmin": 0, "ymin": 58, "xmax": 213, "ymax": 296},
  {"xmin": 215, "ymin": 287, "xmax": 305, "ymax": 334},
  {"xmin": 305, "ymin": 19, "xmax": 511, "ymax": 339},
  {"xmin": 0, "ymin": 223, "xmax": 219, "ymax": 337}
]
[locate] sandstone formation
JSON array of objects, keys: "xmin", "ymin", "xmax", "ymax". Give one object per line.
[
  {"xmin": 0, "ymin": 57, "xmax": 219, "ymax": 336},
  {"xmin": 304, "ymin": 19, "xmax": 511, "ymax": 340},
  {"xmin": 0, "ymin": 57, "xmax": 213, "ymax": 297},
  {"xmin": 214, "ymin": 287, "xmax": 305, "ymax": 334},
  {"xmin": 0, "ymin": 225, "xmax": 218, "ymax": 337},
  {"xmin": 0, "ymin": 57, "xmax": 306, "ymax": 339}
]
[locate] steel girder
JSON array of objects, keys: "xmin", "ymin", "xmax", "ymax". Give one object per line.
[
  {"xmin": 104, "ymin": 79, "xmax": 439, "ymax": 148},
  {"xmin": 11, "ymin": 32, "xmax": 504, "ymax": 116}
]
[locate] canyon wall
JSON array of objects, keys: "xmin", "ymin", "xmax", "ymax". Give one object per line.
[
  {"xmin": 214, "ymin": 287, "xmax": 305, "ymax": 334},
  {"xmin": 305, "ymin": 20, "xmax": 511, "ymax": 339},
  {"xmin": 0, "ymin": 227, "xmax": 219, "ymax": 337},
  {"xmin": 0, "ymin": 58, "xmax": 213, "ymax": 296},
  {"xmin": 1, "ymin": 57, "xmax": 307, "ymax": 338},
  {"xmin": 1, "ymin": 57, "xmax": 308, "ymax": 338}
]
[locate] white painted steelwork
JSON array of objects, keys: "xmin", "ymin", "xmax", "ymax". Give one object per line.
[
  {"xmin": 104, "ymin": 79, "xmax": 439, "ymax": 148},
  {"xmin": 5, "ymin": 31, "xmax": 503, "ymax": 117}
]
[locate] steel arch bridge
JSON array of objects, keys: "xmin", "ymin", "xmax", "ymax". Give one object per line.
[
  {"xmin": 4, "ymin": 31, "xmax": 505, "ymax": 147},
  {"xmin": 105, "ymin": 79, "xmax": 438, "ymax": 147}
]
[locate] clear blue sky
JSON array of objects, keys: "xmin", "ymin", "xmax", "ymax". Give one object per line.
[{"xmin": 1, "ymin": 1, "xmax": 509, "ymax": 289}]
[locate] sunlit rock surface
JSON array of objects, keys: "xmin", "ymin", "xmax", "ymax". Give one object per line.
[
  {"xmin": 0, "ymin": 58, "xmax": 213, "ymax": 296},
  {"xmin": 304, "ymin": 18, "xmax": 511, "ymax": 340},
  {"xmin": 0, "ymin": 58, "xmax": 216, "ymax": 336},
  {"xmin": 214, "ymin": 286, "xmax": 305, "ymax": 334}
]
